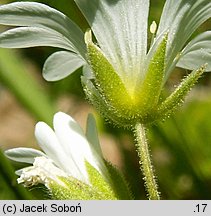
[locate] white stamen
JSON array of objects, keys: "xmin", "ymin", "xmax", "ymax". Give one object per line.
[
  {"xmin": 84, "ymin": 29, "xmax": 92, "ymax": 45},
  {"xmin": 17, "ymin": 156, "xmax": 68, "ymax": 187}
]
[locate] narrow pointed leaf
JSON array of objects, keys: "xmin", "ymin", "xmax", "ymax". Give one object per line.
[
  {"xmin": 51, "ymin": 177, "xmax": 107, "ymax": 200},
  {"xmin": 81, "ymin": 74, "xmax": 134, "ymax": 127}
]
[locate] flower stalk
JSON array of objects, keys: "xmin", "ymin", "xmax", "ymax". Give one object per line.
[{"xmin": 134, "ymin": 123, "xmax": 160, "ymax": 200}]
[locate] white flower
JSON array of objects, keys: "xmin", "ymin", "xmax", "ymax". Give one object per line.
[
  {"xmin": 0, "ymin": 0, "xmax": 210, "ymax": 80},
  {"xmin": 5, "ymin": 112, "xmax": 104, "ymax": 187},
  {"xmin": 0, "ymin": 1, "xmax": 210, "ymax": 125}
]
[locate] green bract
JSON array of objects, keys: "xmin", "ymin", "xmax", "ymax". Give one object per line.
[{"xmin": 0, "ymin": 0, "xmax": 210, "ymax": 126}]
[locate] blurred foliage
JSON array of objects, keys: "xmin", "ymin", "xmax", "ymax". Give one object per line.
[{"xmin": 0, "ymin": 0, "xmax": 211, "ymax": 199}]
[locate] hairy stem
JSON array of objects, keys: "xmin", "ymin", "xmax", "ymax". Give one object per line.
[{"xmin": 134, "ymin": 123, "xmax": 160, "ymax": 200}]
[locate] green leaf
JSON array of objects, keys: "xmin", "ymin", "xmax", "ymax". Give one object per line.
[
  {"xmin": 81, "ymin": 75, "xmax": 127, "ymax": 126},
  {"xmin": 85, "ymin": 34, "xmax": 131, "ymax": 112}
]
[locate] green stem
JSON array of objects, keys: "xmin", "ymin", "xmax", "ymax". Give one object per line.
[{"xmin": 134, "ymin": 123, "xmax": 160, "ymax": 200}]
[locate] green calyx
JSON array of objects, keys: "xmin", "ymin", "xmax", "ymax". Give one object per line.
[
  {"xmin": 84, "ymin": 30, "xmax": 205, "ymax": 127},
  {"xmin": 85, "ymin": 161, "xmax": 117, "ymax": 200},
  {"xmin": 85, "ymin": 30, "xmax": 133, "ymax": 126},
  {"xmin": 49, "ymin": 176, "xmax": 104, "ymax": 200},
  {"xmin": 137, "ymin": 34, "xmax": 167, "ymax": 114},
  {"xmin": 49, "ymin": 161, "xmax": 120, "ymax": 200}
]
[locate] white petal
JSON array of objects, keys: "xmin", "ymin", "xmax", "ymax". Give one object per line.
[
  {"xmin": 85, "ymin": 113, "xmax": 102, "ymax": 157},
  {"xmin": 15, "ymin": 168, "xmax": 26, "ymax": 176},
  {"xmin": 85, "ymin": 114, "xmax": 108, "ymax": 177},
  {"xmin": 0, "ymin": 2, "xmax": 86, "ymax": 57},
  {"xmin": 75, "ymin": 0, "xmax": 149, "ymax": 83},
  {"xmin": 177, "ymin": 31, "xmax": 211, "ymax": 72},
  {"xmin": 0, "ymin": 27, "xmax": 73, "ymax": 50},
  {"xmin": 5, "ymin": 147, "xmax": 45, "ymax": 164},
  {"xmin": 53, "ymin": 112, "xmax": 100, "ymax": 182},
  {"xmin": 82, "ymin": 64, "xmax": 94, "ymax": 79},
  {"xmin": 43, "ymin": 51, "xmax": 85, "ymax": 81},
  {"xmin": 35, "ymin": 121, "xmax": 81, "ymax": 178},
  {"xmin": 157, "ymin": 0, "xmax": 211, "ymax": 77}
]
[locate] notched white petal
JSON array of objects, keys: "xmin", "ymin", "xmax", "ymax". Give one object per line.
[
  {"xmin": 5, "ymin": 147, "xmax": 45, "ymax": 164},
  {"xmin": 75, "ymin": 0, "xmax": 149, "ymax": 81},
  {"xmin": 177, "ymin": 31, "xmax": 211, "ymax": 72},
  {"xmin": 0, "ymin": 2, "xmax": 86, "ymax": 57},
  {"xmin": 6, "ymin": 111, "xmax": 105, "ymax": 186},
  {"xmin": 0, "ymin": 27, "xmax": 73, "ymax": 50},
  {"xmin": 43, "ymin": 51, "xmax": 85, "ymax": 81},
  {"xmin": 53, "ymin": 112, "xmax": 101, "ymax": 180},
  {"xmin": 35, "ymin": 121, "xmax": 81, "ymax": 178},
  {"xmin": 53, "ymin": 112, "xmax": 85, "ymax": 138},
  {"xmin": 157, "ymin": 0, "xmax": 211, "ymax": 76},
  {"xmin": 86, "ymin": 113, "xmax": 102, "ymax": 156}
]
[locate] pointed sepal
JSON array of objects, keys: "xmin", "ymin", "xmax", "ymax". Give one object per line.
[
  {"xmin": 81, "ymin": 75, "xmax": 134, "ymax": 127},
  {"xmin": 136, "ymin": 34, "xmax": 168, "ymax": 115},
  {"xmin": 85, "ymin": 161, "xmax": 117, "ymax": 200},
  {"xmin": 156, "ymin": 64, "xmax": 206, "ymax": 121},
  {"xmin": 85, "ymin": 30, "xmax": 131, "ymax": 113},
  {"xmin": 49, "ymin": 176, "xmax": 108, "ymax": 200},
  {"xmin": 104, "ymin": 160, "xmax": 133, "ymax": 200}
]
